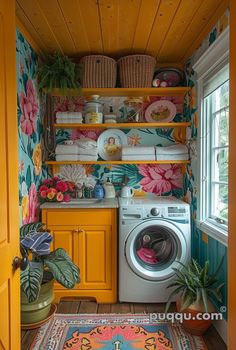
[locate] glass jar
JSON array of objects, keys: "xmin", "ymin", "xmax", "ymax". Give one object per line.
[
  {"xmin": 85, "ymin": 95, "xmax": 103, "ymax": 124},
  {"xmin": 123, "ymin": 97, "xmax": 143, "ymax": 122}
]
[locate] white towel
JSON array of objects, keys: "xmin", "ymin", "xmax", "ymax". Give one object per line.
[
  {"xmin": 155, "ymin": 144, "xmax": 188, "ymax": 155},
  {"xmin": 155, "ymin": 154, "xmax": 189, "ymax": 161},
  {"xmin": 56, "ymin": 154, "xmax": 80, "ymax": 161},
  {"xmin": 78, "ymin": 155, "xmax": 98, "ymax": 161},
  {"xmin": 56, "ymin": 118, "xmax": 83, "ymax": 124},
  {"xmin": 75, "ymin": 138, "xmax": 97, "ymax": 149},
  {"xmin": 55, "ymin": 144, "xmax": 79, "ymax": 155},
  {"xmin": 56, "ymin": 111, "xmax": 82, "ymax": 118},
  {"xmin": 122, "ymin": 155, "xmax": 155, "ymax": 160},
  {"xmin": 122, "ymin": 146, "xmax": 155, "ymax": 156},
  {"xmin": 78, "ymin": 148, "xmax": 98, "ymax": 156}
]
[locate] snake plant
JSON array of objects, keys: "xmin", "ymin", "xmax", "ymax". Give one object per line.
[
  {"xmin": 37, "ymin": 52, "xmax": 81, "ymax": 93},
  {"xmin": 20, "ymin": 222, "xmax": 80, "ymax": 303},
  {"xmin": 165, "ymin": 257, "xmax": 225, "ymax": 313}
]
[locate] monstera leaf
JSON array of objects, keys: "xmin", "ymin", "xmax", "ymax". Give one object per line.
[
  {"xmin": 21, "ymin": 262, "xmax": 43, "ymax": 302},
  {"xmin": 44, "ymin": 248, "xmax": 80, "ymax": 288}
]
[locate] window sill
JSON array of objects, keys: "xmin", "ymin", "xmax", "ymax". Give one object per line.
[{"xmin": 196, "ymin": 219, "xmax": 228, "ymax": 247}]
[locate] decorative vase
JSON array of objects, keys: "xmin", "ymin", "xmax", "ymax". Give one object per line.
[
  {"xmin": 21, "ymin": 279, "xmax": 54, "ymax": 325},
  {"xmin": 176, "ymin": 299, "xmax": 215, "ymax": 335}
]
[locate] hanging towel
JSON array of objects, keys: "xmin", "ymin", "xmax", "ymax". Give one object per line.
[
  {"xmin": 155, "ymin": 153, "xmax": 189, "ymax": 161},
  {"xmin": 122, "ymin": 146, "xmax": 155, "ymax": 156},
  {"xmin": 122, "ymin": 154, "xmax": 155, "ymax": 161},
  {"xmin": 55, "ymin": 144, "xmax": 79, "ymax": 155},
  {"xmin": 56, "ymin": 154, "xmax": 80, "ymax": 161},
  {"xmin": 155, "ymin": 144, "xmax": 188, "ymax": 155}
]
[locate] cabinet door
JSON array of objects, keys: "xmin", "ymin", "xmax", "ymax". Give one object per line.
[
  {"xmin": 74, "ymin": 225, "xmax": 112, "ymax": 290},
  {"xmin": 48, "ymin": 225, "xmax": 79, "ymax": 290}
]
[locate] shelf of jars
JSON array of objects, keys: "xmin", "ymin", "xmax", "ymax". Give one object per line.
[
  {"xmin": 49, "ymin": 87, "xmax": 191, "ymax": 97},
  {"xmin": 54, "ymin": 122, "xmax": 191, "ymax": 129}
]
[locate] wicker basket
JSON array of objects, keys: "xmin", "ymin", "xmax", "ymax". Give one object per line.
[
  {"xmin": 80, "ymin": 55, "xmax": 117, "ymax": 88},
  {"xmin": 118, "ymin": 55, "xmax": 156, "ymax": 88}
]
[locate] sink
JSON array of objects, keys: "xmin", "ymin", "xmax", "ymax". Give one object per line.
[{"xmin": 69, "ymin": 198, "xmax": 102, "ymax": 205}]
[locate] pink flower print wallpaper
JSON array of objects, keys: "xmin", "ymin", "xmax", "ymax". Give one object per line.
[{"xmin": 17, "ymin": 29, "xmax": 47, "ymax": 226}]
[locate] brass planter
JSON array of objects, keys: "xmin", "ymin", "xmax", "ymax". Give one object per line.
[{"xmin": 21, "ymin": 279, "xmax": 54, "ymax": 325}]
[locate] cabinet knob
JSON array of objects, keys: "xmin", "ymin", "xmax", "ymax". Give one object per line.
[
  {"xmin": 72, "ymin": 229, "xmax": 79, "ymax": 233},
  {"xmin": 72, "ymin": 229, "xmax": 85, "ymax": 234}
]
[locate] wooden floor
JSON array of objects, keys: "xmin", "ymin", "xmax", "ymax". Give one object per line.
[{"xmin": 21, "ymin": 300, "xmax": 227, "ymax": 350}]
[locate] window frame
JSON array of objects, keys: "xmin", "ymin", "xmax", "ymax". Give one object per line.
[{"xmin": 193, "ymin": 27, "xmax": 229, "ymax": 247}]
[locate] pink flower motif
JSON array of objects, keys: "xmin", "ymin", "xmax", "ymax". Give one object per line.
[
  {"xmin": 138, "ymin": 164, "xmax": 183, "ymax": 195},
  {"xmin": 39, "ymin": 185, "xmax": 48, "ymax": 192},
  {"xmin": 18, "ymin": 160, "xmax": 24, "ymax": 172},
  {"xmin": 56, "ymin": 181, "xmax": 68, "ymax": 193},
  {"xmin": 20, "ymin": 80, "xmax": 39, "ymax": 136},
  {"xmin": 23, "ymin": 183, "xmax": 39, "ymax": 224},
  {"xmin": 71, "ymin": 128, "xmax": 103, "ymax": 141}
]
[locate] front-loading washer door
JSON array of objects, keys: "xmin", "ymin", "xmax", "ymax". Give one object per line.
[{"xmin": 125, "ymin": 219, "xmax": 188, "ymax": 281}]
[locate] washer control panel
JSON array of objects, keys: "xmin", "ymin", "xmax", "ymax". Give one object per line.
[{"xmin": 150, "ymin": 207, "xmax": 160, "ymax": 216}]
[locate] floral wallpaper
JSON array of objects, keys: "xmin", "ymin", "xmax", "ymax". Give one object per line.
[
  {"xmin": 16, "ymin": 29, "xmax": 47, "ymax": 226},
  {"xmin": 52, "ymin": 94, "xmax": 192, "ymax": 198}
]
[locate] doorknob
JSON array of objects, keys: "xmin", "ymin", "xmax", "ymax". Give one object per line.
[{"xmin": 12, "ymin": 256, "xmax": 28, "ymax": 271}]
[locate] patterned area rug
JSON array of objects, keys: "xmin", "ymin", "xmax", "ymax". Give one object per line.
[{"xmin": 31, "ymin": 313, "xmax": 207, "ymax": 350}]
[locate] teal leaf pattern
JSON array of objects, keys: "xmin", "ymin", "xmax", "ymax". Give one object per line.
[{"xmin": 21, "ymin": 262, "xmax": 43, "ymax": 303}]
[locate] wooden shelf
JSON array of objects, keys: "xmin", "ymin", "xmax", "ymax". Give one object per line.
[
  {"xmin": 49, "ymin": 87, "xmax": 190, "ymax": 97},
  {"xmin": 46, "ymin": 160, "xmax": 190, "ymax": 165},
  {"xmin": 54, "ymin": 122, "xmax": 191, "ymax": 129}
]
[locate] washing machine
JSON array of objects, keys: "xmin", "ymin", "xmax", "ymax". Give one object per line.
[{"xmin": 118, "ymin": 196, "xmax": 191, "ymax": 302}]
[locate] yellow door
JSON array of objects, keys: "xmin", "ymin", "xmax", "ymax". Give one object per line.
[
  {"xmin": 75, "ymin": 225, "xmax": 112, "ymax": 290},
  {"xmin": 0, "ymin": 1, "xmax": 20, "ymax": 349}
]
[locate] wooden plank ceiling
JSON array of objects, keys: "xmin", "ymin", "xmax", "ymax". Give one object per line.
[{"xmin": 16, "ymin": 0, "xmax": 228, "ymax": 64}]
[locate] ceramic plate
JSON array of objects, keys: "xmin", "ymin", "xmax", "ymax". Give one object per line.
[
  {"xmin": 97, "ymin": 129, "xmax": 128, "ymax": 160},
  {"xmin": 145, "ymin": 100, "xmax": 176, "ymax": 123}
]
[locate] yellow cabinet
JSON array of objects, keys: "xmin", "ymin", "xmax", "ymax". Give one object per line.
[{"xmin": 42, "ymin": 208, "xmax": 117, "ymax": 303}]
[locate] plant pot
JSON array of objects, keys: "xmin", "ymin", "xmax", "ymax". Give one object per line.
[
  {"xmin": 176, "ymin": 299, "xmax": 215, "ymax": 335},
  {"xmin": 21, "ymin": 279, "xmax": 54, "ymax": 325}
]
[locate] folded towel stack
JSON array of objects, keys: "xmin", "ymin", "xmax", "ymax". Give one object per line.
[
  {"xmin": 56, "ymin": 111, "xmax": 83, "ymax": 124},
  {"xmin": 55, "ymin": 138, "xmax": 98, "ymax": 161},
  {"xmin": 155, "ymin": 144, "xmax": 189, "ymax": 160},
  {"xmin": 75, "ymin": 138, "xmax": 98, "ymax": 161},
  {"xmin": 55, "ymin": 144, "xmax": 80, "ymax": 161},
  {"xmin": 122, "ymin": 146, "xmax": 155, "ymax": 161}
]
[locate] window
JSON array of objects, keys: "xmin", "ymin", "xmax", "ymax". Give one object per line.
[
  {"xmin": 193, "ymin": 28, "xmax": 229, "ymax": 246},
  {"xmin": 203, "ymin": 71, "xmax": 229, "ymax": 224}
]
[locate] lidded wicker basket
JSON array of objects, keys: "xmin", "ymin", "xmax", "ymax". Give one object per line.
[
  {"xmin": 80, "ymin": 55, "xmax": 117, "ymax": 88},
  {"xmin": 118, "ymin": 55, "xmax": 156, "ymax": 88}
]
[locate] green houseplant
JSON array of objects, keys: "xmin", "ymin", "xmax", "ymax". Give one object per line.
[
  {"xmin": 37, "ymin": 52, "xmax": 81, "ymax": 93},
  {"xmin": 165, "ymin": 257, "xmax": 225, "ymax": 335},
  {"xmin": 20, "ymin": 222, "xmax": 80, "ymax": 325}
]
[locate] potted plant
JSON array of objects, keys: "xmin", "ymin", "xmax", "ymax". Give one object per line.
[
  {"xmin": 20, "ymin": 222, "xmax": 80, "ymax": 325},
  {"xmin": 37, "ymin": 52, "xmax": 81, "ymax": 93},
  {"xmin": 165, "ymin": 257, "xmax": 225, "ymax": 335}
]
